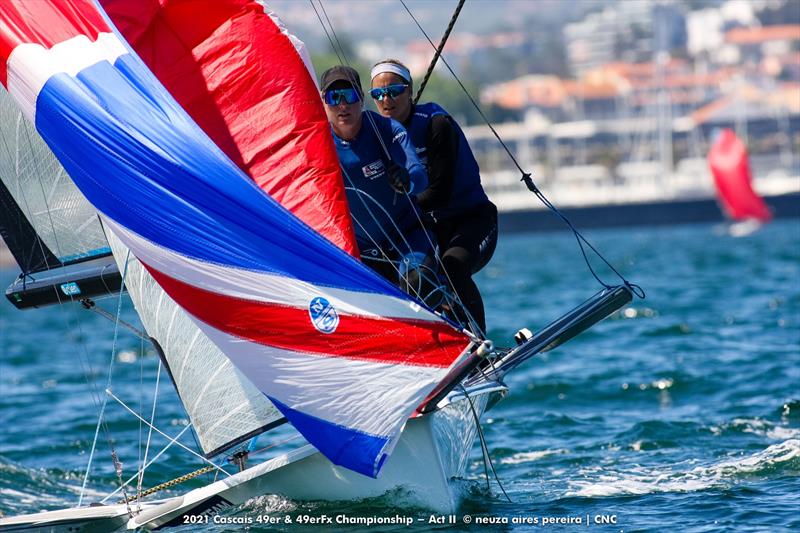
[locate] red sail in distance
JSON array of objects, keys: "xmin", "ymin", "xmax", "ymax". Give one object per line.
[{"xmin": 708, "ymin": 129, "xmax": 772, "ymax": 223}]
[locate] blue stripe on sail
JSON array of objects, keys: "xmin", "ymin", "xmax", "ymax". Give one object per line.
[
  {"xmin": 268, "ymin": 397, "xmax": 390, "ymax": 478},
  {"xmin": 32, "ymin": 54, "xmax": 406, "ymax": 299}
]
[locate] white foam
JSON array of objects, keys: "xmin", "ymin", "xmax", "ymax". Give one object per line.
[
  {"xmin": 500, "ymin": 449, "xmax": 568, "ymax": 465},
  {"xmin": 566, "ymin": 439, "xmax": 800, "ymax": 498}
]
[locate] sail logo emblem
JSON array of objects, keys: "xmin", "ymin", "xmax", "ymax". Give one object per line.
[
  {"xmin": 60, "ymin": 282, "xmax": 81, "ymax": 296},
  {"xmin": 362, "ymin": 160, "xmax": 385, "ymax": 179},
  {"xmin": 309, "ymin": 297, "xmax": 339, "ymax": 334}
]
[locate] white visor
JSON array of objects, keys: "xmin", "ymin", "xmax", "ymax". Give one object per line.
[{"xmin": 370, "ymin": 62, "xmax": 411, "ymax": 84}]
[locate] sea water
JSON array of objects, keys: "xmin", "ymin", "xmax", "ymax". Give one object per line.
[{"xmin": 1, "ymin": 220, "xmax": 798, "ymax": 532}]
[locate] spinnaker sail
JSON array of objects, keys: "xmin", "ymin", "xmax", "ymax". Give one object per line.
[
  {"xmin": 100, "ymin": 0, "xmax": 359, "ymax": 257},
  {"xmin": 708, "ymin": 128, "xmax": 772, "ymax": 223},
  {"xmin": 0, "ymin": 0, "xmax": 471, "ymax": 478},
  {"xmin": 2, "ymin": 78, "xmax": 282, "ymax": 454}
]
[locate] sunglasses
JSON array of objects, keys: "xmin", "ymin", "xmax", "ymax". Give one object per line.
[
  {"xmin": 323, "ymin": 88, "xmax": 361, "ymax": 105},
  {"xmin": 369, "ymin": 84, "xmax": 409, "ymax": 101}
]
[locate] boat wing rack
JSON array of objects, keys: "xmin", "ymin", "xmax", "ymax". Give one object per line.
[
  {"xmin": 475, "ymin": 284, "xmax": 633, "ymax": 383},
  {"xmin": 418, "ymin": 285, "xmax": 632, "ymax": 413}
]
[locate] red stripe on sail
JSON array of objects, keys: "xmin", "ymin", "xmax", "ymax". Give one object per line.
[
  {"xmin": 143, "ymin": 263, "xmax": 469, "ymax": 369},
  {"xmin": 100, "ymin": 0, "xmax": 359, "ymax": 257},
  {"xmin": 0, "ymin": 0, "xmax": 109, "ymax": 87}
]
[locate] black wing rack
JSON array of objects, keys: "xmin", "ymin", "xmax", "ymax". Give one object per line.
[
  {"xmin": 473, "ymin": 284, "xmax": 633, "ymax": 383},
  {"xmin": 418, "ymin": 285, "xmax": 633, "ymax": 413},
  {"xmin": 1, "ymin": 174, "xmax": 122, "ymax": 309},
  {"xmin": 5, "ymin": 254, "xmax": 122, "ymax": 309}
]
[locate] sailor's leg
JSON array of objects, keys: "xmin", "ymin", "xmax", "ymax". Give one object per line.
[
  {"xmin": 436, "ymin": 202, "xmax": 498, "ymax": 333},
  {"xmin": 440, "ymin": 246, "xmax": 486, "ymax": 332}
]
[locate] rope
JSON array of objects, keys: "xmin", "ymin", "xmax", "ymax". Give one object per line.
[
  {"xmin": 119, "ymin": 465, "xmax": 215, "ymax": 504},
  {"xmin": 399, "ymin": 1, "xmax": 644, "ymax": 299},
  {"xmin": 413, "ymin": 0, "xmax": 465, "ymax": 105}
]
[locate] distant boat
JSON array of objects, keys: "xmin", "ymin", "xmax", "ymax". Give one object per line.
[{"xmin": 708, "ymin": 129, "xmax": 772, "ymax": 235}]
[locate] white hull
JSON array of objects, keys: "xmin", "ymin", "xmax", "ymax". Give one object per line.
[
  {"xmin": 0, "ymin": 383, "xmax": 505, "ymax": 532},
  {"xmin": 131, "ymin": 383, "xmax": 506, "ymax": 530},
  {"xmin": 0, "ymin": 502, "xmax": 166, "ymax": 533}
]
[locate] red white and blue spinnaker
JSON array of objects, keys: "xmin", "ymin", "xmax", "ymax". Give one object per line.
[{"xmin": 0, "ymin": 0, "xmax": 472, "ymax": 478}]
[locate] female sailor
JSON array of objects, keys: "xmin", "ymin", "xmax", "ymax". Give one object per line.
[
  {"xmin": 320, "ymin": 65, "xmax": 436, "ymax": 298},
  {"xmin": 369, "ymin": 59, "xmax": 498, "ymax": 333}
]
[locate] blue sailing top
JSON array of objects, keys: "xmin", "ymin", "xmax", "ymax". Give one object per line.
[
  {"xmin": 405, "ymin": 102, "xmax": 488, "ymax": 219},
  {"xmin": 332, "ymin": 110, "xmax": 428, "ymax": 252}
]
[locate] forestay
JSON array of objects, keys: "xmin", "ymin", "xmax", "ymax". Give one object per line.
[{"xmin": 0, "ymin": 0, "xmax": 472, "ymax": 478}]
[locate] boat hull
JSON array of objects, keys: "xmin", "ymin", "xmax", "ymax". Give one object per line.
[
  {"xmin": 0, "ymin": 384, "xmax": 505, "ymax": 533},
  {"xmin": 0, "ymin": 502, "xmax": 164, "ymax": 533},
  {"xmin": 131, "ymin": 383, "xmax": 506, "ymax": 530}
]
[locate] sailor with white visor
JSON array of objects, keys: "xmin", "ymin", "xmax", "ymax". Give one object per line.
[{"xmin": 370, "ymin": 59, "xmax": 498, "ymax": 334}]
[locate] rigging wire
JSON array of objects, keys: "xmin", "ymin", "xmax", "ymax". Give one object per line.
[
  {"xmin": 136, "ymin": 323, "xmax": 145, "ymax": 511},
  {"xmin": 413, "ymin": 0, "xmax": 465, "ymax": 105},
  {"xmin": 104, "ymin": 389, "xmax": 230, "ymax": 476},
  {"xmin": 136, "ymin": 358, "xmax": 162, "ymax": 507},
  {"xmin": 80, "ymin": 298, "xmax": 148, "ymax": 339},
  {"xmin": 101, "ymin": 422, "xmax": 196, "ymax": 504},
  {"xmin": 79, "ymin": 248, "xmax": 131, "ymax": 506},
  {"xmin": 399, "ymin": 0, "xmax": 644, "ymax": 299},
  {"xmin": 459, "ymin": 385, "xmax": 512, "ymax": 502},
  {"xmin": 0, "ymin": 108, "xmax": 133, "ymax": 505}
]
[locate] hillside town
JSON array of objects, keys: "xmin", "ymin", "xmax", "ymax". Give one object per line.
[{"xmin": 347, "ymin": 0, "xmax": 800, "ymax": 210}]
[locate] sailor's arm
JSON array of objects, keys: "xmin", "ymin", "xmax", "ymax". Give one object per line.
[
  {"xmin": 387, "ymin": 121, "xmax": 428, "ymax": 193},
  {"xmin": 416, "ymin": 114, "xmax": 457, "ymax": 211}
]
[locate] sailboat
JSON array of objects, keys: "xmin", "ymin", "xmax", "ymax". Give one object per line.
[
  {"xmin": 0, "ymin": 1, "xmax": 632, "ymax": 530},
  {"xmin": 708, "ymin": 128, "xmax": 773, "ymax": 237}
]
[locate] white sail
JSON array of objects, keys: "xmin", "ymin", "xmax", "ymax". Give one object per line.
[
  {"xmin": 0, "ymin": 87, "xmax": 107, "ymax": 264},
  {"xmin": 105, "ymin": 228, "xmax": 283, "ymax": 456}
]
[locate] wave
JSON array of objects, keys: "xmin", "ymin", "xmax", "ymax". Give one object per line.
[
  {"xmin": 499, "ymin": 449, "xmax": 568, "ymax": 465},
  {"xmin": 565, "ymin": 439, "xmax": 800, "ymax": 498},
  {"xmin": 0, "ymin": 456, "xmax": 108, "ymax": 515},
  {"xmin": 710, "ymin": 418, "xmax": 800, "ymax": 440}
]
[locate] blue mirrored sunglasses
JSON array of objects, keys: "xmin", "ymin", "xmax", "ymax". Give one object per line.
[
  {"xmin": 369, "ymin": 84, "xmax": 408, "ymax": 101},
  {"xmin": 323, "ymin": 88, "xmax": 361, "ymax": 105}
]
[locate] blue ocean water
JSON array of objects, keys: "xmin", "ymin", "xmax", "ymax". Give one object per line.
[{"xmin": 1, "ymin": 220, "xmax": 798, "ymax": 532}]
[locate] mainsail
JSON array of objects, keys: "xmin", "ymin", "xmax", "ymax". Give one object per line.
[
  {"xmin": 0, "ymin": 0, "xmax": 472, "ymax": 478},
  {"xmin": 708, "ymin": 128, "xmax": 772, "ymax": 223},
  {"xmin": 0, "ymin": 87, "xmax": 120, "ymax": 308}
]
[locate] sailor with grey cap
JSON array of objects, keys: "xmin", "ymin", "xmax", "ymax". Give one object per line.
[
  {"xmin": 370, "ymin": 59, "xmax": 498, "ymax": 334},
  {"xmin": 319, "ymin": 65, "xmax": 435, "ymax": 296}
]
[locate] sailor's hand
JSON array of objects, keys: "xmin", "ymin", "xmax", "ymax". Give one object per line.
[{"xmin": 387, "ymin": 163, "xmax": 411, "ymax": 194}]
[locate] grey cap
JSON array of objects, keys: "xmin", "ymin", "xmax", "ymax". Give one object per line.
[{"xmin": 320, "ymin": 65, "xmax": 362, "ymax": 93}]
